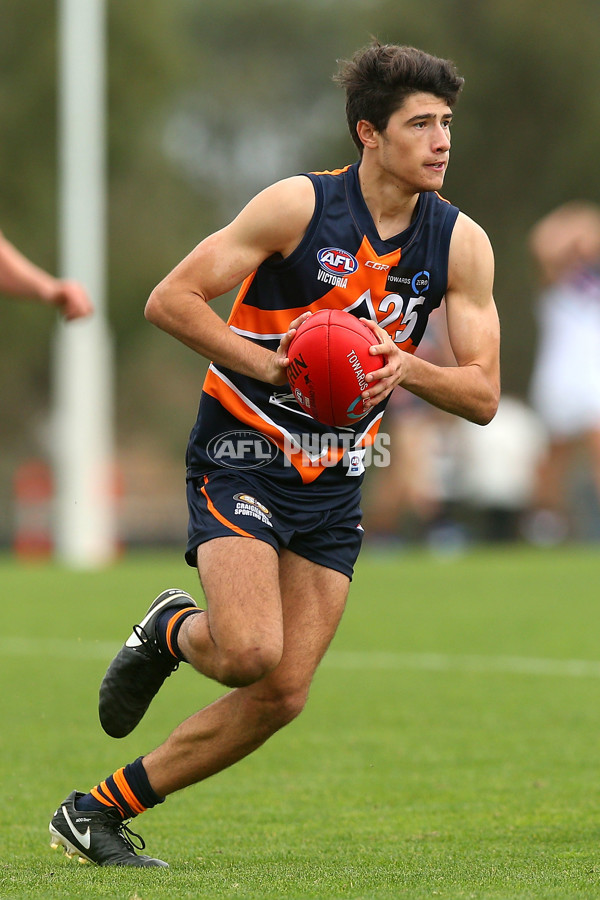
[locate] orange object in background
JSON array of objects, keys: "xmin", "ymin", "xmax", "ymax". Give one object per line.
[{"xmin": 13, "ymin": 460, "xmax": 54, "ymax": 560}]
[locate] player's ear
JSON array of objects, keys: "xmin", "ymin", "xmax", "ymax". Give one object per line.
[{"xmin": 356, "ymin": 120, "xmax": 379, "ymax": 150}]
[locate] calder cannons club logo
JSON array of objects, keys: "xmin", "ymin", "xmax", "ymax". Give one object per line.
[{"xmin": 207, "ymin": 430, "xmax": 278, "ymax": 469}]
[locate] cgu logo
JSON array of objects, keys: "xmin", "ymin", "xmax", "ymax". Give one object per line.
[
  {"xmin": 317, "ymin": 247, "xmax": 359, "ymax": 276},
  {"xmin": 365, "ymin": 260, "xmax": 390, "ymax": 271}
]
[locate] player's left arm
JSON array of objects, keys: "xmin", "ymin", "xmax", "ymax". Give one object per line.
[
  {"xmin": 363, "ymin": 212, "xmax": 500, "ymax": 425},
  {"xmin": 0, "ymin": 230, "xmax": 94, "ymax": 320}
]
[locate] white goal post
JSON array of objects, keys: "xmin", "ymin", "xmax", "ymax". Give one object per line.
[{"xmin": 53, "ymin": 0, "xmax": 116, "ymax": 567}]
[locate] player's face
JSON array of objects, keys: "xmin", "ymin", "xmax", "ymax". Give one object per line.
[{"xmin": 376, "ymin": 93, "xmax": 453, "ymax": 193}]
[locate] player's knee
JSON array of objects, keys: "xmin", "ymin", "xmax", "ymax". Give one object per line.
[
  {"xmin": 273, "ymin": 688, "xmax": 308, "ymax": 726},
  {"xmin": 257, "ymin": 686, "xmax": 309, "ymax": 730},
  {"xmin": 216, "ymin": 641, "xmax": 283, "ymax": 687}
]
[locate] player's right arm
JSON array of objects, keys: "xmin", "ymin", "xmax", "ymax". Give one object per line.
[{"xmin": 145, "ymin": 176, "xmax": 315, "ymax": 385}]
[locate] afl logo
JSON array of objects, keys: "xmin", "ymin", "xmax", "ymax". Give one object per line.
[
  {"xmin": 206, "ymin": 430, "xmax": 277, "ymax": 469},
  {"xmin": 317, "ymin": 247, "xmax": 359, "ymax": 276}
]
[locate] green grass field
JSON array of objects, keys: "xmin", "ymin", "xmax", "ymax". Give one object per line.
[{"xmin": 1, "ymin": 545, "xmax": 600, "ymax": 900}]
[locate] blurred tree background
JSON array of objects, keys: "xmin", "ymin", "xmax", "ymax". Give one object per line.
[{"xmin": 2, "ymin": 0, "xmax": 600, "ymax": 545}]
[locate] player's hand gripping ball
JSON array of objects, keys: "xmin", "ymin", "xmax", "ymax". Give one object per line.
[{"xmin": 286, "ymin": 308, "xmax": 385, "ymax": 427}]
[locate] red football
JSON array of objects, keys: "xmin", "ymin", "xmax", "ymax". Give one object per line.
[{"xmin": 286, "ymin": 309, "xmax": 384, "ymax": 427}]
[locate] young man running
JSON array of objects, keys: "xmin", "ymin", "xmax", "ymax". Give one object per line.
[{"xmin": 49, "ymin": 40, "xmax": 500, "ymax": 867}]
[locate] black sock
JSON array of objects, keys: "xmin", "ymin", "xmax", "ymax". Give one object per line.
[
  {"xmin": 75, "ymin": 757, "xmax": 164, "ymax": 818},
  {"xmin": 155, "ymin": 606, "xmax": 201, "ymax": 661}
]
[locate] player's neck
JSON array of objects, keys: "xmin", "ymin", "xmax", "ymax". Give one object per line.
[{"xmin": 357, "ymin": 161, "xmax": 420, "ymax": 240}]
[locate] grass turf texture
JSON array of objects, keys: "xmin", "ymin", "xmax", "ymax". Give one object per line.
[{"xmin": 0, "ymin": 546, "xmax": 599, "ymax": 899}]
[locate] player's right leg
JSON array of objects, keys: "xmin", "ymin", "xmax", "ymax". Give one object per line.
[
  {"xmin": 99, "ymin": 588, "xmax": 201, "ymax": 738},
  {"xmin": 99, "ymin": 471, "xmax": 287, "ymax": 739},
  {"xmin": 99, "ymin": 537, "xmax": 285, "ymax": 739},
  {"xmin": 183, "ymin": 534, "xmax": 285, "ymax": 685},
  {"xmin": 51, "ymin": 540, "xmax": 346, "ymax": 866},
  {"xmin": 141, "ymin": 544, "xmax": 351, "ymax": 796}
]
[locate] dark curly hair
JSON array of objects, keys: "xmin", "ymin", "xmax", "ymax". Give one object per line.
[{"xmin": 335, "ymin": 40, "xmax": 464, "ymax": 154}]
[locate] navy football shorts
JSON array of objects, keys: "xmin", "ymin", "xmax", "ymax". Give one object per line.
[{"xmin": 185, "ymin": 470, "xmax": 364, "ymax": 580}]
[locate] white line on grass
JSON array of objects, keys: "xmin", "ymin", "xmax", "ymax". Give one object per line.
[
  {"xmin": 2, "ymin": 636, "xmax": 600, "ymax": 679},
  {"xmin": 323, "ymin": 650, "xmax": 600, "ymax": 679},
  {"xmin": 0, "ymin": 636, "xmax": 119, "ymax": 660}
]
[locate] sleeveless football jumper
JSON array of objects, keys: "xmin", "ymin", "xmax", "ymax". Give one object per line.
[{"xmin": 186, "ymin": 162, "xmax": 459, "ymax": 503}]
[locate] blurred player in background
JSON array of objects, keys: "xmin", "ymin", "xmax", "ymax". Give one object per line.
[
  {"xmin": 527, "ymin": 202, "xmax": 600, "ymax": 543},
  {"xmin": 49, "ymin": 40, "xmax": 500, "ymax": 867},
  {"xmin": 0, "ymin": 229, "xmax": 92, "ymax": 320}
]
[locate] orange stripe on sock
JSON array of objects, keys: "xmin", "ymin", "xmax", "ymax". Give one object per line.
[
  {"xmin": 90, "ymin": 786, "xmax": 112, "ymax": 808},
  {"xmin": 165, "ymin": 606, "xmax": 199, "ymax": 658},
  {"xmin": 201, "ymin": 476, "xmax": 255, "ymax": 539},
  {"xmin": 91, "ymin": 783, "xmax": 126, "ymax": 817},
  {"xmin": 113, "ymin": 767, "xmax": 147, "ymax": 816}
]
